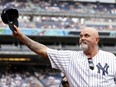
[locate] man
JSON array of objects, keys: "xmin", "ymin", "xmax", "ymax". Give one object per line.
[{"xmin": 12, "ymin": 25, "xmax": 116, "ymax": 87}]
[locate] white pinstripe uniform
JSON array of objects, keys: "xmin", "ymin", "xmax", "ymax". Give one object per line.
[{"xmin": 47, "ymin": 48, "xmax": 116, "ymax": 87}]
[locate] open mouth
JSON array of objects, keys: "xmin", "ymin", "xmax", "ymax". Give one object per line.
[{"xmin": 80, "ymin": 41, "xmax": 87, "ymax": 45}]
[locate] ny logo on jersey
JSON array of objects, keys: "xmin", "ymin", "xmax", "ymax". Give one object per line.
[{"xmin": 96, "ymin": 63, "xmax": 109, "ymax": 75}]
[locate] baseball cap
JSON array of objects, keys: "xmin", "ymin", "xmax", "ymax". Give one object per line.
[{"xmin": 1, "ymin": 7, "xmax": 19, "ymax": 28}]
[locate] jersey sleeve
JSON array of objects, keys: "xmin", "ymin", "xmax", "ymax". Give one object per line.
[
  {"xmin": 114, "ymin": 55, "xmax": 116, "ymax": 78},
  {"xmin": 47, "ymin": 48, "xmax": 72, "ymax": 72}
]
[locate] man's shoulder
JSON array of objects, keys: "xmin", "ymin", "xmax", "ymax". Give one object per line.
[{"xmin": 99, "ymin": 50, "xmax": 115, "ymax": 57}]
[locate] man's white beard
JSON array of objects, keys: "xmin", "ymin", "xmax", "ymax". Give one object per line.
[{"xmin": 79, "ymin": 43, "xmax": 88, "ymax": 50}]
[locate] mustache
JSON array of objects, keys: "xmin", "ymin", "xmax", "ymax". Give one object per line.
[{"xmin": 80, "ymin": 41, "xmax": 87, "ymax": 44}]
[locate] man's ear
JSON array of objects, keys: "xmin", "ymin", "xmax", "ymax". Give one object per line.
[{"xmin": 96, "ymin": 37, "xmax": 99, "ymax": 44}]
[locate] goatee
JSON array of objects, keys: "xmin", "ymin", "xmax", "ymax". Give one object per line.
[{"xmin": 80, "ymin": 43, "xmax": 88, "ymax": 50}]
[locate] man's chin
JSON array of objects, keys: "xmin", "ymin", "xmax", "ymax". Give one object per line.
[{"xmin": 79, "ymin": 44, "xmax": 88, "ymax": 50}]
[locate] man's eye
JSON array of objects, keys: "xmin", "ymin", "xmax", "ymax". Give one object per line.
[
  {"xmin": 85, "ymin": 34, "xmax": 89, "ymax": 37},
  {"xmin": 80, "ymin": 35, "xmax": 82, "ymax": 38}
]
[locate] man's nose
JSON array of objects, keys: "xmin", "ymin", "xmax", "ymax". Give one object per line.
[{"xmin": 81, "ymin": 36, "xmax": 86, "ymax": 40}]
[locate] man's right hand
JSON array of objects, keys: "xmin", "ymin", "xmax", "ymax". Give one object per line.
[{"xmin": 12, "ymin": 25, "xmax": 23, "ymax": 39}]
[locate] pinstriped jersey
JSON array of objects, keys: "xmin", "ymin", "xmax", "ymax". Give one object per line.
[{"xmin": 47, "ymin": 48, "xmax": 116, "ymax": 87}]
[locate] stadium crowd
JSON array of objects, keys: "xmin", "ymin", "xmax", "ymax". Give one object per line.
[
  {"xmin": 0, "ymin": 0, "xmax": 116, "ymax": 31},
  {"xmin": 0, "ymin": 66, "xmax": 62, "ymax": 87},
  {"xmin": 0, "ymin": 72, "xmax": 42, "ymax": 87},
  {"xmin": 0, "ymin": 0, "xmax": 116, "ymax": 14}
]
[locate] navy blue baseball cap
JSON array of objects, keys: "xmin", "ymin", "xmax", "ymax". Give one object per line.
[{"xmin": 1, "ymin": 7, "xmax": 19, "ymax": 27}]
